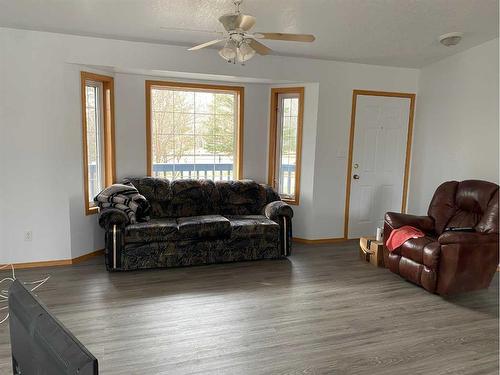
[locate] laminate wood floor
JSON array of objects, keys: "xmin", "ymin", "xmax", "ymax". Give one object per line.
[{"xmin": 0, "ymin": 241, "xmax": 498, "ymax": 374}]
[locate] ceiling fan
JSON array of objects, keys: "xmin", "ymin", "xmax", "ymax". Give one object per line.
[{"xmin": 184, "ymin": 0, "xmax": 315, "ymax": 65}]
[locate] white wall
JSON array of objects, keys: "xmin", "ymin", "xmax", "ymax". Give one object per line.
[
  {"xmin": 0, "ymin": 27, "xmax": 419, "ymax": 263},
  {"xmin": 0, "ymin": 32, "xmax": 73, "ymax": 263},
  {"xmin": 408, "ymin": 39, "xmax": 499, "ymax": 214}
]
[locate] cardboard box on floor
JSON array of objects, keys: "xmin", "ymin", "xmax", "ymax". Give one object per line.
[{"xmin": 359, "ymin": 237, "xmax": 384, "ymax": 267}]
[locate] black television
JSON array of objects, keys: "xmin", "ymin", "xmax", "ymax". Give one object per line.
[{"xmin": 8, "ymin": 279, "xmax": 98, "ymax": 374}]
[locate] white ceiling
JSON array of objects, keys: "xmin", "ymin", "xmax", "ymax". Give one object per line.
[{"xmin": 0, "ymin": 0, "xmax": 498, "ymax": 68}]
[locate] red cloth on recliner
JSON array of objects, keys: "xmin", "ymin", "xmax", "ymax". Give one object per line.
[{"xmin": 386, "ymin": 225, "xmax": 425, "ymax": 251}]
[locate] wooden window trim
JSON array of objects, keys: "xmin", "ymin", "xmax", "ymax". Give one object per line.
[
  {"xmin": 81, "ymin": 71, "xmax": 116, "ymax": 215},
  {"xmin": 268, "ymin": 87, "xmax": 304, "ymax": 205},
  {"xmin": 145, "ymin": 80, "xmax": 244, "ymax": 179}
]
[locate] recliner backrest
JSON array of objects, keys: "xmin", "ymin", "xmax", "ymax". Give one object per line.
[{"xmin": 428, "ymin": 180, "xmax": 499, "ymax": 235}]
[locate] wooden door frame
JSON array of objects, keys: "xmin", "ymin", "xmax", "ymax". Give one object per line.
[{"xmin": 343, "ymin": 89, "xmax": 416, "ymax": 239}]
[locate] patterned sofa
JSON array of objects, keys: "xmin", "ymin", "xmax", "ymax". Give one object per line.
[{"xmin": 97, "ymin": 178, "xmax": 293, "ymax": 271}]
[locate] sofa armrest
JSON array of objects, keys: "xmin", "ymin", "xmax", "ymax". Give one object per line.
[
  {"xmin": 384, "ymin": 212, "xmax": 434, "ymax": 233},
  {"xmin": 438, "ymin": 231, "xmax": 499, "ymax": 245},
  {"xmin": 263, "ymin": 200, "xmax": 293, "ymax": 257},
  {"xmin": 264, "ymin": 201, "xmax": 294, "ymax": 222},
  {"xmin": 98, "ymin": 208, "xmax": 130, "ymax": 230}
]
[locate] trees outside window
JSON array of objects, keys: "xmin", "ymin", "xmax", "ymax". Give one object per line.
[{"xmin": 146, "ymin": 81, "xmax": 243, "ymax": 181}]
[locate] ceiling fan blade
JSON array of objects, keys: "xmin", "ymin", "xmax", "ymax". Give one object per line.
[
  {"xmin": 188, "ymin": 39, "xmax": 224, "ymax": 51},
  {"xmin": 248, "ymin": 39, "xmax": 272, "ymax": 55},
  {"xmin": 160, "ymin": 26, "xmax": 223, "ymax": 35},
  {"xmin": 253, "ymin": 33, "xmax": 315, "ymax": 42},
  {"xmin": 219, "ymin": 14, "xmax": 256, "ymax": 31}
]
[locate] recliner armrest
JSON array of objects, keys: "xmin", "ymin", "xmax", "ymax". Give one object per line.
[
  {"xmin": 263, "ymin": 201, "xmax": 294, "ymax": 222},
  {"xmin": 438, "ymin": 231, "xmax": 499, "ymax": 245},
  {"xmin": 436, "ymin": 231, "xmax": 499, "ymax": 295},
  {"xmin": 98, "ymin": 208, "xmax": 130, "ymax": 230},
  {"xmin": 384, "ymin": 212, "xmax": 434, "ymax": 233}
]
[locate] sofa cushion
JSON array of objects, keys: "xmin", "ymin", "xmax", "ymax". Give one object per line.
[
  {"xmin": 422, "ymin": 241, "xmax": 441, "ymax": 270},
  {"xmin": 216, "ymin": 180, "xmax": 267, "ymax": 215},
  {"xmin": 167, "ymin": 179, "xmax": 220, "ymax": 217},
  {"xmin": 125, "ymin": 218, "xmax": 178, "ymax": 243},
  {"xmin": 400, "ymin": 236, "xmax": 437, "ymax": 264},
  {"xmin": 399, "ymin": 257, "xmax": 424, "ymax": 286},
  {"xmin": 177, "ymin": 215, "xmax": 231, "ymax": 240},
  {"xmin": 226, "ymin": 215, "xmax": 280, "ymax": 240}
]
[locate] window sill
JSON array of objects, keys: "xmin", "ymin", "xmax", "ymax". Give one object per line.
[
  {"xmin": 282, "ymin": 197, "xmax": 299, "ymax": 206},
  {"xmin": 85, "ymin": 206, "xmax": 99, "ymax": 216}
]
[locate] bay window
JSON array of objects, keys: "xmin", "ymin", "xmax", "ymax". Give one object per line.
[
  {"xmin": 146, "ymin": 81, "xmax": 244, "ymax": 180},
  {"xmin": 268, "ymin": 87, "xmax": 304, "ymax": 205},
  {"xmin": 81, "ymin": 72, "xmax": 116, "ymax": 214}
]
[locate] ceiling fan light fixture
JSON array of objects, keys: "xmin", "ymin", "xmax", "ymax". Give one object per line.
[
  {"xmin": 218, "ymin": 39, "xmax": 237, "ymax": 60},
  {"xmin": 237, "ymin": 41, "xmax": 256, "ymax": 63}
]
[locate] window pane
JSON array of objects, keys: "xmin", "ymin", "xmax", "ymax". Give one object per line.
[
  {"xmin": 290, "ymin": 97, "xmax": 299, "ymax": 116},
  {"xmin": 283, "ymin": 98, "xmax": 291, "ymax": 116},
  {"xmin": 85, "ymin": 84, "xmax": 103, "ymax": 203},
  {"xmin": 173, "ymin": 90, "xmax": 194, "ymax": 112},
  {"xmin": 195, "ymin": 113, "xmax": 213, "ymax": 136},
  {"xmin": 152, "ymin": 88, "xmax": 173, "ymax": 110},
  {"xmin": 151, "ymin": 87, "xmax": 237, "ymax": 180},
  {"xmin": 215, "ymin": 93, "xmax": 234, "ymax": 114},
  {"xmin": 195, "ymin": 92, "xmax": 214, "ymax": 114},
  {"xmin": 277, "ymin": 95, "xmax": 299, "ymax": 198},
  {"xmin": 173, "ymin": 112, "xmax": 194, "ymax": 134},
  {"xmin": 153, "ymin": 111, "xmax": 174, "ymax": 135}
]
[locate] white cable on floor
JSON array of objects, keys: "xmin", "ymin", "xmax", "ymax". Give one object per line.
[
  {"xmin": 27, "ymin": 276, "xmax": 50, "ymax": 292},
  {"xmin": 0, "ymin": 263, "xmax": 50, "ymax": 325},
  {"xmin": 0, "ymin": 314, "xmax": 8, "ymax": 324}
]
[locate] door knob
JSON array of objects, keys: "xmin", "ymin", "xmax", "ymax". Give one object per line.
[{"xmin": 353, "ymin": 174, "xmax": 360, "ymax": 180}]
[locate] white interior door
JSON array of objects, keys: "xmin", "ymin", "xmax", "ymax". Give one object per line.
[{"xmin": 348, "ymin": 94, "xmax": 412, "ymax": 239}]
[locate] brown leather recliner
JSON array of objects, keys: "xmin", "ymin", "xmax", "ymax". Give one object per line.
[{"xmin": 383, "ymin": 180, "xmax": 499, "ymax": 295}]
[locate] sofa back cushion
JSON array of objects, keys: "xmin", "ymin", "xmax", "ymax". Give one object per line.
[
  {"xmin": 428, "ymin": 180, "xmax": 499, "ymax": 234},
  {"xmin": 168, "ymin": 179, "xmax": 219, "ymax": 217},
  {"xmin": 123, "ymin": 177, "xmax": 280, "ymax": 218},
  {"xmin": 216, "ymin": 180, "xmax": 267, "ymax": 215},
  {"xmin": 261, "ymin": 183, "xmax": 281, "ymax": 205},
  {"xmin": 124, "ymin": 177, "xmax": 171, "ymax": 218}
]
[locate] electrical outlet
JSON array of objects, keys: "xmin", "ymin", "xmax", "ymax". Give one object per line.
[{"xmin": 24, "ymin": 231, "xmax": 33, "ymax": 242}]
